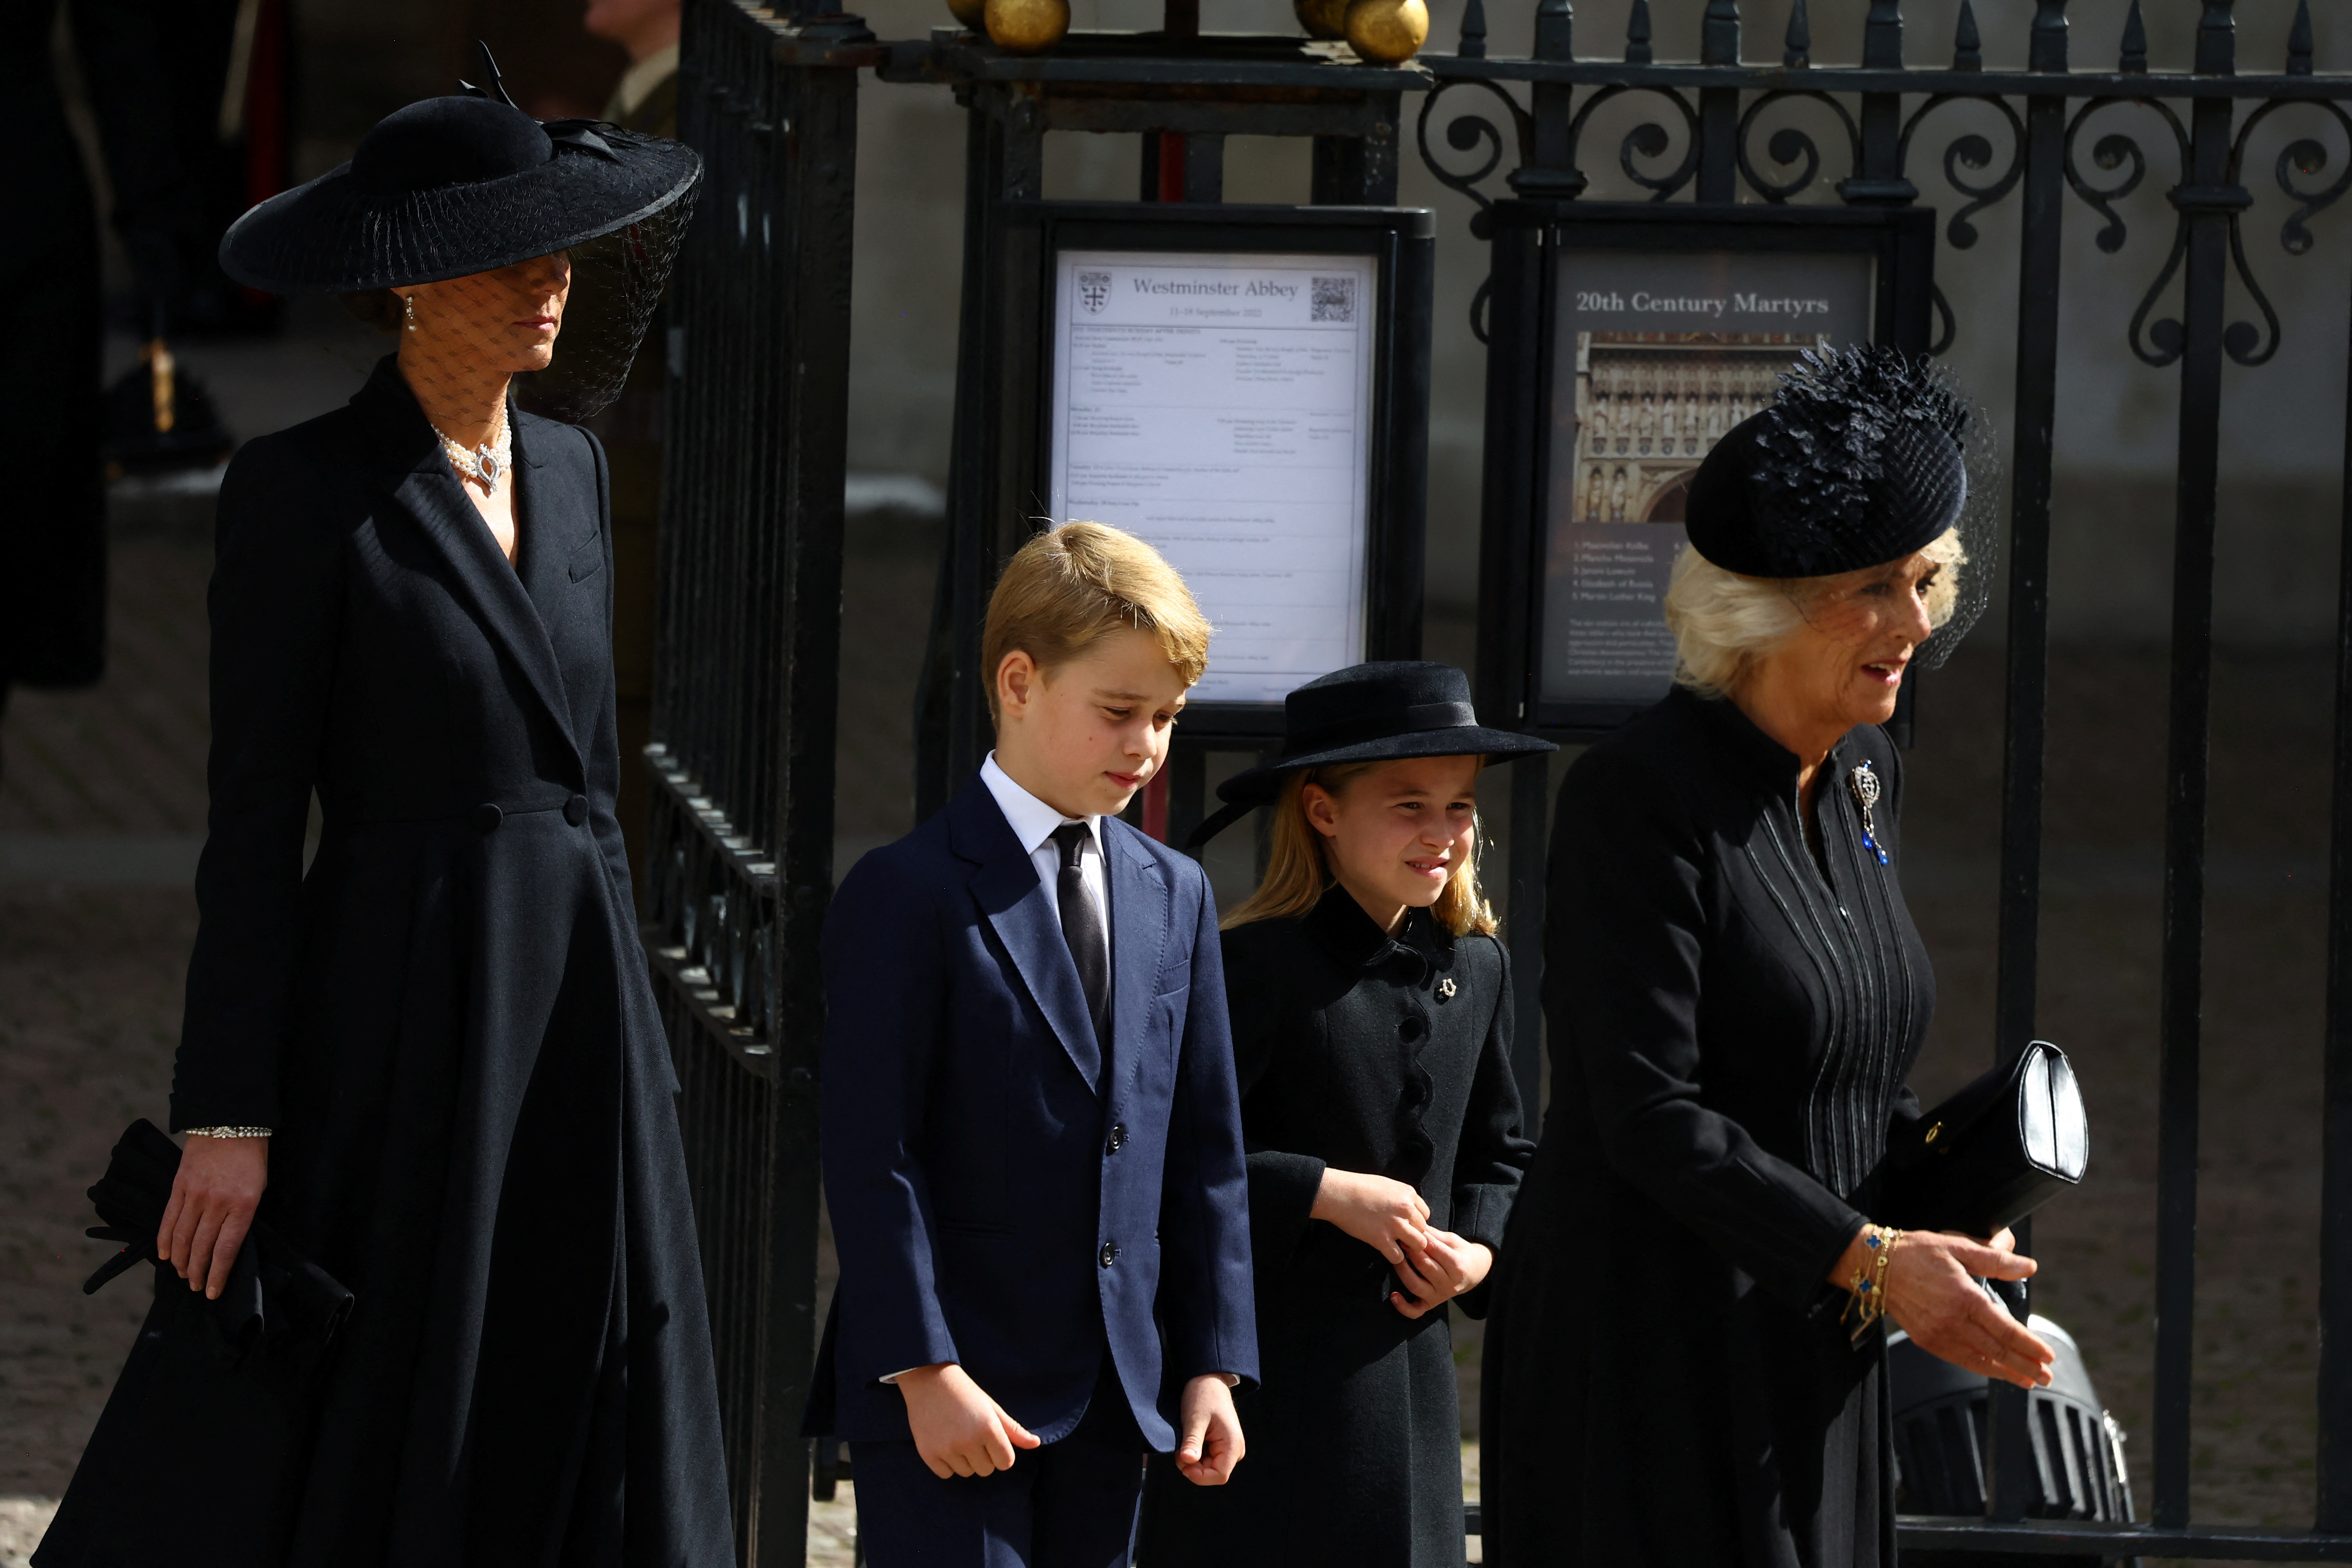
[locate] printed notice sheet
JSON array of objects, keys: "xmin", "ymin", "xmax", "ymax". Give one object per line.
[{"xmin": 1049, "ymin": 249, "xmax": 1377, "ymax": 706}]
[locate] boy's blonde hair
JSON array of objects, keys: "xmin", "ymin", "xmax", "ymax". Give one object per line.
[
  {"xmin": 1221, "ymin": 762, "xmax": 1498, "ymax": 938},
  {"xmin": 983, "ymin": 522, "xmax": 1212, "ymax": 719}
]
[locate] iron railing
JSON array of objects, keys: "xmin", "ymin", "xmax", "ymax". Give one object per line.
[{"xmin": 652, "ymin": 0, "xmax": 2352, "ymax": 1561}]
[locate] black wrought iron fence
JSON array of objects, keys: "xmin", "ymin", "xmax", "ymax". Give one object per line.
[{"xmin": 654, "ymin": 0, "xmax": 2352, "ymax": 1561}]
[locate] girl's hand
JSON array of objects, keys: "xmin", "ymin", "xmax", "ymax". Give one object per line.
[
  {"xmin": 158, "ymin": 1133, "xmax": 269, "ymax": 1301},
  {"xmin": 1311, "ymin": 1168, "xmax": 1430, "ymax": 1264},
  {"xmin": 1831, "ymin": 1225, "xmax": 2055, "ymax": 1389},
  {"xmin": 1390, "ymin": 1229, "xmax": 1492, "ymax": 1319}
]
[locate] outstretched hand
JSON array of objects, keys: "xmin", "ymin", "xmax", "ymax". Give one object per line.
[
  {"xmin": 158, "ymin": 1133, "xmax": 269, "ymax": 1301},
  {"xmin": 897, "ymin": 1363, "xmax": 1042, "ymax": 1478},
  {"xmin": 1833, "ymin": 1225, "xmax": 2055, "ymax": 1390}
]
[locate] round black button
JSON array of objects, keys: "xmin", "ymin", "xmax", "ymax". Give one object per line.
[
  {"xmin": 1399, "ymin": 1015, "xmax": 1427, "ymax": 1042},
  {"xmin": 1099, "ymin": 1242, "xmax": 1119, "ymax": 1268},
  {"xmin": 473, "ymin": 803, "xmax": 503, "ymax": 834},
  {"xmin": 1107, "ymin": 1123, "xmax": 1127, "ymax": 1154},
  {"xmin": 564, "ymin": 794, "xmax": 590, "ymax": 826}
]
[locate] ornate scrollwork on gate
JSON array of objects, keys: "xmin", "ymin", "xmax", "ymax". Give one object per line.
[
  {"xmin": 1413, "ymin": 77, "xmax": 1529, "ymax": 212},
  {"xmin": 1734, "ymin": 90, "xmax": 1858, "ymax": 204},
  {"xmin": 2063, "ymin": 99, "xmax": 2190, "ymax": 367}
]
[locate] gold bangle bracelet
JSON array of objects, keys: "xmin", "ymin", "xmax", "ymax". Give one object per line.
[{"xmin": 1842, "ymin": 1224, "xmax": 1904, "ymax": 1344}]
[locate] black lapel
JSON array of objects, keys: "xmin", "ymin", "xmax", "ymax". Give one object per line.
[
  {"xmin": 349, "ymin": 360, "xmax": 584, "ymax": 769},
  {"xmin": 947, "ymin": 779, "xmax": 1103, "ymax": 1094},
  {"xmin": 511, "ymin": 412, "xmax": 576, "ymax": 632}
]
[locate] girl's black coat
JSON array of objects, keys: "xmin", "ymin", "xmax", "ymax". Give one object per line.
[
  {"xmin": 1480, "ymin": 686, "xmax": 1933, "ymax": 1568},
  {"xmin": 37, "ymin": 359, "xmax": 733, "ymax": 1568},
  {"xmin": 1139, "ymin": 887, "xmax": 1531, "ymax": 1568}
]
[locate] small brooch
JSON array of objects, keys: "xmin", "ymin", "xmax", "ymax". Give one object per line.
[
  {"xmin": 1847, "ymin": 762, "xmax": 1889, "ymax": 866},
  {"xmin": 1437, "ymin": 977, "xmax": 1457, "ymax": 1000}
]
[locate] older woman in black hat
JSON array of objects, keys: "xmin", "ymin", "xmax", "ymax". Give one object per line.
[
  {"xmin": 1479, "ymin": 348, "xmax": 2055, "ymax": 1568},
  {"xmin": 1138, "ymin": 662, "xmax": 1546, "ymax": 1568},
  {"xmin": 36, "ymin": 72, "xmax": 731, "ymax": 1567}
]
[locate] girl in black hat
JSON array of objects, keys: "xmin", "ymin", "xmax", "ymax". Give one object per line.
[
  {"xmin": 1479, "ymin": 347, "xmax": 2054, "ymax": 1568},
  {"xmin": 36, "ymin": 74, "xmax": 731, "ymax": 1567},
  {"xmin": 1138, "ymin": 661, "xmax": 1548, "ymax": 1568}
]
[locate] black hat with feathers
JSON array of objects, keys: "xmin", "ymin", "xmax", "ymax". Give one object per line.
[{"xmin": 1685, "ymin": 345, "xmax": 1973, "ymax": 579}]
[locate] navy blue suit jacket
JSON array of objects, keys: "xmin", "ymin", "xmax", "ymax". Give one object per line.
[{"xmin": 812, "ymin": 775, "xmax": 1259, "ymax": 1450}]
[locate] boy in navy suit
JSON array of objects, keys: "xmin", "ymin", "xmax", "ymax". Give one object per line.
[{"xmin": 816, "ymin": 522, "xmax": 1258, "ymax": 1565}]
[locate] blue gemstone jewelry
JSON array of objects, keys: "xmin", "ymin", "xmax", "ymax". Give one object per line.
[{"xmin": 1847, "ymin": 761, "xmax": 1889, "ymax": 866}]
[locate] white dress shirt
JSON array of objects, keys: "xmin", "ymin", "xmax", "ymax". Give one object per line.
[{"xmin": 981, "ymin": 753, "xmax": 1111, "ymax": 970}]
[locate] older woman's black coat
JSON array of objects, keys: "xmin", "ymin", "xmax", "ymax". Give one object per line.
[
  {"xmin": 1139, "ymin": 887, "xmax": 1531, "ymax": 1568},
  {"xmin": 36, "ymin": 358, "xmax": 732, "ymax": 1568},
  {"xmin": 1480, "ymin": 686, "xmax": 1932, "ymax": 1568}
]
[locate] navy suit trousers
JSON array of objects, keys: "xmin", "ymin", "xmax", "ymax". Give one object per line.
[{"xmin": 854, "ymin": 1358, "xmax": 1147, "ymax": 1568}]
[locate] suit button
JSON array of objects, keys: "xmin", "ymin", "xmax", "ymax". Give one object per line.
[
  {"xmin": 1400, "ymin": 1015, "xmax": 1427, "ymax": 1042},
  {"xmin": 473, "ymin": 803, "xmax": 503, "ymax": 834},
  {"xmin": 1107, "ymin": 1123, "xmax": 1127, "ymax": 1154},
  {"xmin": 564, "ymin": 794, "xmax": 590, "ymax": 826},
  {"xmin": 1099, "ymin": 1242, "xmax": 1119, "ymax": 1268}
]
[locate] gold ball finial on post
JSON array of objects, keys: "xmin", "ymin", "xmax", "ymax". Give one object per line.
[
  {"xmin": 985, "ymin": 0, "xmax": 1071, "ymax": 51},
  {"xmin": 1343, "ymin": 0, "xmax": 1427, "ymax": 62}
]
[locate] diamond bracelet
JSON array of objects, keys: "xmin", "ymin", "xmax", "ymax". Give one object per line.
[{"xmin": 183, "ymin": 1126, "xmax": 272, "ymax": 1139}]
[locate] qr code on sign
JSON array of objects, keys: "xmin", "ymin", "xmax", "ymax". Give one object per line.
[{"xmin": 1310, "ymin": 275, "xmax": 1356, "ymax": 323}]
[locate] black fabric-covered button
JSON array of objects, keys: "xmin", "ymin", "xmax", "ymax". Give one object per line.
[
  {"xmin": 1399, "ymin": 1015, "xmax": 1427, "ymax": 1042},
  {"xmin": 564, "ymin": 794, "xmax": 590, "ymax": 826},
  {"xmin": 1099, "ymin": 1242, "xmax": 1119, "ymax": 1268},
  {"xmin": 1107, "ymin": 1123, "xmax": 1127, "ymax": 1154},
  {"xmin": 473, "ymin": 803, "xmax": 503, "ymax": 834}
]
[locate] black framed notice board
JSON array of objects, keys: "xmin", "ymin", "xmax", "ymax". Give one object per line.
[
  {"xmin": 985, "ymin": 201, "xmax": 1435, "ymax": 743},
  {"xmin": 1472, "ymin": 202, "xmax": 1938, "ymax": 742}
]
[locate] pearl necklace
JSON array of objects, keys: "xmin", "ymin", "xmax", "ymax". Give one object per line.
[{"xmin": 435, "ymin": 405, "xmax": 511, "ymax": 490}]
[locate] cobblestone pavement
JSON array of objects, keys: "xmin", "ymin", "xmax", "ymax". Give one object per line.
[{"xmin": 3, "ymin": 520, "xmax": 2339, "ymax": 1564}]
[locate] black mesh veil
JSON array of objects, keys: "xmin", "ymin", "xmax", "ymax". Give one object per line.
[
  {"xmin": 517, "ymin": 191, "xmax": 697, "ymax": 423},
  {"xmin": 1914, "ymin": 385, "xmax": 2000, "ymax": 671}
]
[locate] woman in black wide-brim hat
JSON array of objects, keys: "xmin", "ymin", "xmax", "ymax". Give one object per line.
[
  {"xmin": 36, "ymin": 71, "xmax": 732, "ymax": 1568},
  {"xmin": 1478, "ymin": 346, "xmax": 2055, "ymax": 1568},
  {"xmin": 1136, "ymin": 662, "xmax": 1547, "ymax": 1568}
]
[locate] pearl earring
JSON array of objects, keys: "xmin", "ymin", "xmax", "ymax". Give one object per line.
[{"xmin": 403, "ymin": 294, "xmax": 418, "ymax": 332}]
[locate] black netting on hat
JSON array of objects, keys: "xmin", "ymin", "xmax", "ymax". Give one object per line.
[
  {"xmin": 1913, "ymin": 387, "xmax": 2000, "ymax": 670},
  {"xmin": 515, "ymin": 190, "xmax": 697, "ymax": 423}
]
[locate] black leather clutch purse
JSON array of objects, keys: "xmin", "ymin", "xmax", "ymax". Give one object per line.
[{"xmin": 1880, "ymin": 1040, "xmax": 2088, "ymax": 1239}]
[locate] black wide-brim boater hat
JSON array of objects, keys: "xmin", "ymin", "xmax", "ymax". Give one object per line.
[
  {"xmin": 1185, "ymin": 662, "xmax": 1555, "ymax": 849},
  {"xmin": 218, "ymin": 51, "xmax": 700, "ymax": 294},
  {"xmin": 1684, "ymin": 344, "xmax": 1971, "ymax": 579}
]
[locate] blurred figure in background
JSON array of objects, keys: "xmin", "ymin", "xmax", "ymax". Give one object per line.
[
  {"xmin": 588, "ymin": 0, "xmax": 677, "ymax": 135},
  {"xmin": 2, "ymin": 0, "xmax": 108, "ymax": 775},
  {"xmin": 581, "ymin": 0, "xmax": 678, "ymax": 886}
]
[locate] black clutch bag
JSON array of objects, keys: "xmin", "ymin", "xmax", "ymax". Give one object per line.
[{"xmin": 1880, "ymin": 1040, "xmax": 2088, "ymax": 1238}]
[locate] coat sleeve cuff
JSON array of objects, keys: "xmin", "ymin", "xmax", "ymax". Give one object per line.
[{"xmin": 1245, "ymin": 1150, "xmax": 1325, "ymax": 1269}]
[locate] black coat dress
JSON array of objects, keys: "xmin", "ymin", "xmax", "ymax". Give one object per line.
[
  {"xmin": 1481, "ymin": 686, "xmax": 1932, "ymax": 1568},
  {"xmin": 38, "ymin": 358, "xmax": 733, "ymax": 1568},
  {"xmin": 1140, "ymin": 887, "xmax": 1531, "ymax": 1568}
]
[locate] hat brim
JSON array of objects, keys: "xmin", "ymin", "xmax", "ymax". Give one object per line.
[
  {"xmin": 1216, "ymin": 727, "xmax": 1556, "ymax": 807},
  {"xmin": 220, "ymin": 129, "xmax": 701, "ymax": 294}
]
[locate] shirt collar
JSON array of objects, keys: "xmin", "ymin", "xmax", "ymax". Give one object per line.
[
  {"xmin": 613, "ymin": 45, "xmax": 679, "ymax": 118},
  {"xmin": 982, "ymin": 753, "xmax": 1105, "ymax": 859}
]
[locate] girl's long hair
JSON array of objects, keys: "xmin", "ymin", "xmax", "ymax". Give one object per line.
[{"xmin": 1220, "ymin": 760, "xmax": 1498, "ymax": 937}]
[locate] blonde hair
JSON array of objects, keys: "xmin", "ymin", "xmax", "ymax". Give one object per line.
[
  {"xmin": 983, "ymin": 522, "xmax": 1212, "ymax": 720},
  {"xmin": 1222, "ymin": 761, "xmax": 1499, "ymax": 938},
  {"xmin": 1662, "ymin": 526, "xmax": 1968, "ymax": 698}
]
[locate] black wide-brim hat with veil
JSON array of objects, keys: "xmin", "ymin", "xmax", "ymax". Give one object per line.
[
  {"xmin": 1682, "ymin": 343, "xmax": 2000, "ymax": 670},
  {"xmin": 217, "ymin": 48, "xmax": 700, "ymax": 422},
  {"xmin": 1185, "ymin": 663, "xmax": 1555, "ymax": 849}
]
